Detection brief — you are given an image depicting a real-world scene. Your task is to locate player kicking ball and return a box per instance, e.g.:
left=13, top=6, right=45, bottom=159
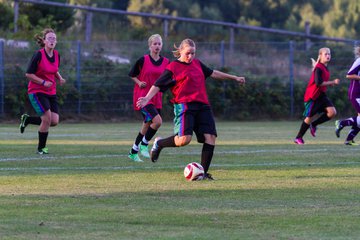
left=137, top=38, right=245, bottom=180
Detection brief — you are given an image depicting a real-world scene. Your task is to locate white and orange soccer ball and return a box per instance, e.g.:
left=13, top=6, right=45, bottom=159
left=184, top=162, right=205, bottom=181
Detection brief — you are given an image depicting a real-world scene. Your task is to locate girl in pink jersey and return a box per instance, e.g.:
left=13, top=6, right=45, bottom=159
left=137, top=39, right=245, bottom=180
left=294, top=47, right=339, bottom=145
left=335, top=46, right=360, bottom=145
left=128, top=34, right=169, bottom=162
left=19, top=28, right=66, bottom=154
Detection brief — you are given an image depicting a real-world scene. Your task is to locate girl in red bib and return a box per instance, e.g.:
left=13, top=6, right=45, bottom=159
left=20, top=28, right=66, bottom=154
left=294, top=47, right=340, bottom=144
left=137, top=39, right=245, bottom=180
left=128, top=34, right=169, bottom=162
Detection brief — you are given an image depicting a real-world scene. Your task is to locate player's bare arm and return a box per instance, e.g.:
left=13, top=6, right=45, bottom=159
left=56, top=72, right=66, bottom=85
left=25, top=73, right=53, bottom=88
left=319, top=78, right=340, bottom=87
left=211, top=70, right=245, bottom=84
left=131, top=77, right=147, bottom=88
left=137, top=85, right=160, bottom=108
left=346, top=74, right=360, bottom=81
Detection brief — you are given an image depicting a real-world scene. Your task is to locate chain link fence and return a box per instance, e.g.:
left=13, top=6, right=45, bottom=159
left=0, top=39, right=356, bottom=121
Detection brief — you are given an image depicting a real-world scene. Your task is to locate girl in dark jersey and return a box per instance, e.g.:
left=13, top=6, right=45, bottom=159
left=128, top=34, right=169, bottom=162
left=294, top=47, right=340, bottom=145
left=137, top=39, right=245, bottom=180
left=335, top=46, right=360, bottom=145
left=19, top=28, right=66, bottom=154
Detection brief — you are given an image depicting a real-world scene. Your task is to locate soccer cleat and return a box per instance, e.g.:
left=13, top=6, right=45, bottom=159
left=294, top=137, right=304, bottom=145
left=344, top=140, right=359, bottom=146
left=139, top=143, right=150, bottom=158
left=37, top=147, right=49, bottom=155
left=150, top=137, right=162, bottom=163
left=335, top=120, right=343, bottom=138
left=19, top=113, right=29, bottom=134
left=309, top=124, right=317, bottom=137
left=202, top=173, right=215, bottom=181
left=128, top=152, right=143, bottom=162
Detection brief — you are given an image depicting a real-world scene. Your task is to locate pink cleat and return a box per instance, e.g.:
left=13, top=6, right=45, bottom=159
left=294, top=137, right=305, bottom=145
left=309, top=124, right=317, bottom=137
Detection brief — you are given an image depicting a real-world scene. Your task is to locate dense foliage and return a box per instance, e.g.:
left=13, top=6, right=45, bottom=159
left=1, top=0, right=360, bottom=41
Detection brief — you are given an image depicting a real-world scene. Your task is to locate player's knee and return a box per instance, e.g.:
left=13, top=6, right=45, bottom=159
left=204, top=134, right=216, bottom=145
left=175, top=135, right=191, bottom=147
left=327, top=108, right=337, bottom=118
left=41, top=117, right=51, bottom=126
left=304, top=117, right=311, bottom=125
left=152, top=119, right=162, bottom=129
left=151, top=116, right=162, bottom=129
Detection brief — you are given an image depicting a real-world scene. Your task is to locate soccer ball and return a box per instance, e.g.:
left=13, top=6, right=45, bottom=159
left=184, top=162, right=204, bottom=181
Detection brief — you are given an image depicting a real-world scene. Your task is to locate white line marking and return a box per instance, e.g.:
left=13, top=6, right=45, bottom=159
left=0, top=147, right=359, bottom=172
left=1, top=148, right=360, bottom=162
left=0, top=161, right=359, bottom=172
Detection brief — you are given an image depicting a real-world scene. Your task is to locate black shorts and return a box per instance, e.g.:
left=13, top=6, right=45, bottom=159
left=173, top=102, right=217, bottom=143
left=28, top=93, right=58, bottom=116
left=303, top=93, right=334, bottom=117
left=140, top=104, right=161, bottom=123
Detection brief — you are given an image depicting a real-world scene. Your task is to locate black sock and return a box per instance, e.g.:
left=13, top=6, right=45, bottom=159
left=142, top=127, right=157, bottom=146
left=131, top=132, right=144, bottom=154
left=38, top=131, right=48, bottom=150
left=157, top=136, right=176, bottom=148
left=346, top=126, right=360, bottom=142
left=340, top=117, right=358, bottom=127
left=27, top=116, right=41, bottom=126
left=312, top=114, right=331, bottom=127
left=296, top=121, right=310, bottom=138
left=201, top=143, right=215, bottom=174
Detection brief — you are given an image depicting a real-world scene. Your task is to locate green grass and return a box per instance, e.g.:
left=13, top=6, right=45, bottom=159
left=0, top=121, right=359, bottom=240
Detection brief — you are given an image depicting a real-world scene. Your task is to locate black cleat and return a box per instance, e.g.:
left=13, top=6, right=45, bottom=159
left=335, top=120, right=343, bottom=138
left=19, top=114, right=29, bottom=134
left=203, top=173, right=215, bottom=181
left=150, top=137, right=162, bottom=162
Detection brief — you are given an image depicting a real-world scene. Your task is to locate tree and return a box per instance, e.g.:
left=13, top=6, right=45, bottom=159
left=127, top=0, right=176, bottom=28
left=322, top=0, right=360, bottom=38
left=19, top=0, right=75, bottom=32
left=0, top=2, right=13, bottom=31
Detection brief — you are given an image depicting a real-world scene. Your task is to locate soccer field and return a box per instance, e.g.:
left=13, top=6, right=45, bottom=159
left=0, top=121, right=359, bottom=239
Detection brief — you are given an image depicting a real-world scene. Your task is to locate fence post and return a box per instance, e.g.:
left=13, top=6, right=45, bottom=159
left=85, top=11, right=93, bottom=43
left=163, top=19, right=168, bottom=40
left=305, top=21, right=311, bottom=50
left=220, top=40, right=225, bottom=68
left=229, top=27, right=234, bottom=54
left=76, top=41, right=82, bottom=115
left=289, top=41, right=294, bottom=118
left=220, top=40, right=227, bottom=115
left=14, top=0, right=19, bottom=33
left=0, top=40, right=4, bottom=116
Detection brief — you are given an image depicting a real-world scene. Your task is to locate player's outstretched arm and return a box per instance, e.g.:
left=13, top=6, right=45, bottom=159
left=137, top=85, right=160, bottom=108
left=346, top=74, right=360, bottom=81
left=319, top=78, right=340, bottom=87
left=211, top=70, right=245, bottom=84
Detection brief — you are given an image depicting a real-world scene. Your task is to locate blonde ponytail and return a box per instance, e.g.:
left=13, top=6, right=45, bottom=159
left=312, top=47, right=330, bottom=71
left=172, top=38, right=196, bottom=58
left=311, top=57, right=320, bottom=71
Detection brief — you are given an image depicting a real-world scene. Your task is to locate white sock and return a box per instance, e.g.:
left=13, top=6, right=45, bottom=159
left=132, top=144, right=139, bottom=151
left=141, top=136, right=148, bottom=145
